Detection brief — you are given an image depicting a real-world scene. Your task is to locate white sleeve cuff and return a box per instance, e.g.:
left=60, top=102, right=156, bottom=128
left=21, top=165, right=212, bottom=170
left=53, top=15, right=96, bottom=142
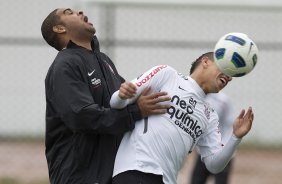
left=110, top=91, right=128, bottom=109
left=203, top=133, right=241, bottom=174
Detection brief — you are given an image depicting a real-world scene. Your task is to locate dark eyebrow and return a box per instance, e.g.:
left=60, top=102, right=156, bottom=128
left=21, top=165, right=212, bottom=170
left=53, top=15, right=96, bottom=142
left=63, top=8, right=72, bottom=14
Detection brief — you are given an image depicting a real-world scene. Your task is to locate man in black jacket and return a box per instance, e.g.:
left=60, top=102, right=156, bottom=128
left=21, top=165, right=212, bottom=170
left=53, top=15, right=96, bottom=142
left=41, top=8, right=170, bottom=184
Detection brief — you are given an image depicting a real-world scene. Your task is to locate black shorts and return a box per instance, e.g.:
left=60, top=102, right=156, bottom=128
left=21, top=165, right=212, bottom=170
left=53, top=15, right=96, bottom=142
left=112, top=170, right=164, bottom=184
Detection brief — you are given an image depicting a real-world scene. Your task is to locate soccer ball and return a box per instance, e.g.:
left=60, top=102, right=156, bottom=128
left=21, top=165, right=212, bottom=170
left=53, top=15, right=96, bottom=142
left=214, top=32, right=258, bottom=77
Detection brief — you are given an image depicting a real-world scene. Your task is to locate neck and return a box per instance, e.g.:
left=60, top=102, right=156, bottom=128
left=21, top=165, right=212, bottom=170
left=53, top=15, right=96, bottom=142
left=190, top=72, right=208, bottom=94
left=63, top=33, right=93, bottom=50
left=71, top=38, right=92, bottom=50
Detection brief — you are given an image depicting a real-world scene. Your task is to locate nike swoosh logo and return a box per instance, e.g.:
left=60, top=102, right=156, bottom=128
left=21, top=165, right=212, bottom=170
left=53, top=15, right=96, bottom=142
left=88, top=69, right=96, bottom=76
left=178, top=86, right=187, bottom=91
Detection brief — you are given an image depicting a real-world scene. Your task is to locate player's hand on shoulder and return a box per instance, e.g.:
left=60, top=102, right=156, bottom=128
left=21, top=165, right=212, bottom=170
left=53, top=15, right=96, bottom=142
left=119, top=81, right=137, bottom=100
left=137, top=87, right=171, bottom=117
left=233, top=107, right=254, bottom=138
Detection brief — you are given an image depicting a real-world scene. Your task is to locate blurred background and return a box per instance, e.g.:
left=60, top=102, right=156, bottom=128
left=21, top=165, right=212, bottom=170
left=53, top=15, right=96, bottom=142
left=0, top=0, right=281, bottom=183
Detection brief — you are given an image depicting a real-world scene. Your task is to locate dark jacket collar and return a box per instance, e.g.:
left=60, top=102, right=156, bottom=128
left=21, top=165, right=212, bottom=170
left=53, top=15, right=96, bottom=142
left=66, top=35, right=100, bottom=52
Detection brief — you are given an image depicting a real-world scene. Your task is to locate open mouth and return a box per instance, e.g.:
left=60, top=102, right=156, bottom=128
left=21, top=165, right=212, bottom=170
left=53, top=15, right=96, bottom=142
left=84, top=16, right=88, bottom=23
left=84, top=16, right=93, bottom=26
left=83, top=16, right=93, bottom=26
left=218, top=72, right=232, bottom=87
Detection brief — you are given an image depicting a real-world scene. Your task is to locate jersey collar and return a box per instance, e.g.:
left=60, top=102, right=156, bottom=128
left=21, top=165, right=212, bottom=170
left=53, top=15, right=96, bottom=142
left=187, top=76, right=206, bottom=98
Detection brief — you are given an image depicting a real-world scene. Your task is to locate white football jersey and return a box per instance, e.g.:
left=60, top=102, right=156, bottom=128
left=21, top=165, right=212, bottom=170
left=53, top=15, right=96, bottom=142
left=111, top=65, right=223, bottom=184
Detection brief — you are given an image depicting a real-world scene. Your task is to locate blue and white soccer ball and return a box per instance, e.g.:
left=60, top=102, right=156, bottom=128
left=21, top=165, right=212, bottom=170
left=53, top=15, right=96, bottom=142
left=214, top=32, right=258, bottom=77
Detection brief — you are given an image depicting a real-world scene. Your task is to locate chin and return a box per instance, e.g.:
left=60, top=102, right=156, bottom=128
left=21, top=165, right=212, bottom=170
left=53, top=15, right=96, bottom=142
left=86, top=25, right=95, bottom=34
left=89, top=28, right=96, bottom=35
left=86, top=29, right=95, bottom=37
left=214, top=86, right=221, bottom=93
left=92, top=27, right=96, bottom=34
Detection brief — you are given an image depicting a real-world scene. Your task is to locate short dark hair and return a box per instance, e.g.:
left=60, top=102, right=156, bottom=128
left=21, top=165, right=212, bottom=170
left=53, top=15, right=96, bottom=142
left=189, top=52, right=214, bottom=75
left=41, top=9, right=63, bottom=51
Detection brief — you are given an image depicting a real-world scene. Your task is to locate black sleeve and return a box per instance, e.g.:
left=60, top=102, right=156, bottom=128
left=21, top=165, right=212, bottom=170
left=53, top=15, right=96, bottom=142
left=52, top=54, right=137, bottom=135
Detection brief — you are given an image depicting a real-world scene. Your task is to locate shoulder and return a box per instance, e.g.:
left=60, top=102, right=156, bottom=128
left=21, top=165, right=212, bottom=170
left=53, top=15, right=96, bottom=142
left=137, top=65, right=176, bottom=78
left=145, top=65, right=177, bottom=80
left=54, top=49, right=83, bottom=68
left=134, top=65, right=177, bottom=87
left=56, top=49, right=82, bottom=62
left=47, top=49, right=86, bottom=77
left=150, top=65, right=177, bottom=74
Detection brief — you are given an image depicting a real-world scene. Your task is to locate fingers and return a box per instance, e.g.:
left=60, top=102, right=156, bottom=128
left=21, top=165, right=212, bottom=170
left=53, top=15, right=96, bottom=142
left=151, top=95, right=171, bottom=104
left=141, top=91, right=170, bottom=104
left=120, top=88, right=135, bottom=98
left=119, top=82, right=137, bottom=99
left=238, top=107, right=253, bottom=120
left=139, top=88, right=170, bottom=103
left=234, top=107, right=254, bottom=138
left=243, top=107, right=253, bottom=123
left=246, top=107, right=254, bottom=120
left=120, top=82, right=137, bottom=94
left=245, top=107, right=254, bottom=129
left=149, top=109, right=168, bottom=114
left=137, top=89, right=171, bottom=117
left=251, top=112, right=254, bottom=122
left=237, top=109, right=245, bottom=119
left=147, top=91, right=168, bottom=99
left=152, top=103, right=171, bottom=110
left=140, top=87, right=151, bottom=96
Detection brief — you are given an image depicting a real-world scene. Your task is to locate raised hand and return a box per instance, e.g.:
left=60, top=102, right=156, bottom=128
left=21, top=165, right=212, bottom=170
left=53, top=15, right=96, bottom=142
left=137, top=87, right=171, bottom=117
left=118, top=81, right=137, bottom=100
left=233, top=107, right=254, bottom=138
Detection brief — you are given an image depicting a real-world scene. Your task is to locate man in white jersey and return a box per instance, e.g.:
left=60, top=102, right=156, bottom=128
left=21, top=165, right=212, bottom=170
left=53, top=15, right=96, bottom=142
left=110, top=52, right=254, bottom=184
left=191, top=92, right=236, bottom=184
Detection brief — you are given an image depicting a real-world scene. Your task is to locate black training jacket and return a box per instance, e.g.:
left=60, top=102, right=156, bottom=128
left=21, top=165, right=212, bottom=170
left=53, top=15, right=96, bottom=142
left=45, top=36, right=142, bottom=184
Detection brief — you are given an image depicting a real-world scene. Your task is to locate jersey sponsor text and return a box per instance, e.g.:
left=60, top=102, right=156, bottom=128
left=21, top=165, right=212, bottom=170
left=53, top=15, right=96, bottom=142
left=135, top=65, right=167, bottom=87
left=167, top=95, right=203, bottom=143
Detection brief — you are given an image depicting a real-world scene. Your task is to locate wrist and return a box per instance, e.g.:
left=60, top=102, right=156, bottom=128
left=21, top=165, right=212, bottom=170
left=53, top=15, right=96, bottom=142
left=232, top=133, right=242, bottom=140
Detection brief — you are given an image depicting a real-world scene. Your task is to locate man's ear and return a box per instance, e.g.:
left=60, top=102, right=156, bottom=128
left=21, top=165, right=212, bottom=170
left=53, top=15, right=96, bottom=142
left=53, top=25, right=66, bottom=34
left=201, top=56, right=209, bottom=68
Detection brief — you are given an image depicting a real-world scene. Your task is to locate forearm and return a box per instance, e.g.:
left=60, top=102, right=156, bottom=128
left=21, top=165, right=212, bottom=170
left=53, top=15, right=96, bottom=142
left=62, top=103, right=141, bottom=134
left=110, top=65, right=170, bottom=109
left=203, top=134, right=241, bottom=174
left=110, top=91, right=133, bottom=109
